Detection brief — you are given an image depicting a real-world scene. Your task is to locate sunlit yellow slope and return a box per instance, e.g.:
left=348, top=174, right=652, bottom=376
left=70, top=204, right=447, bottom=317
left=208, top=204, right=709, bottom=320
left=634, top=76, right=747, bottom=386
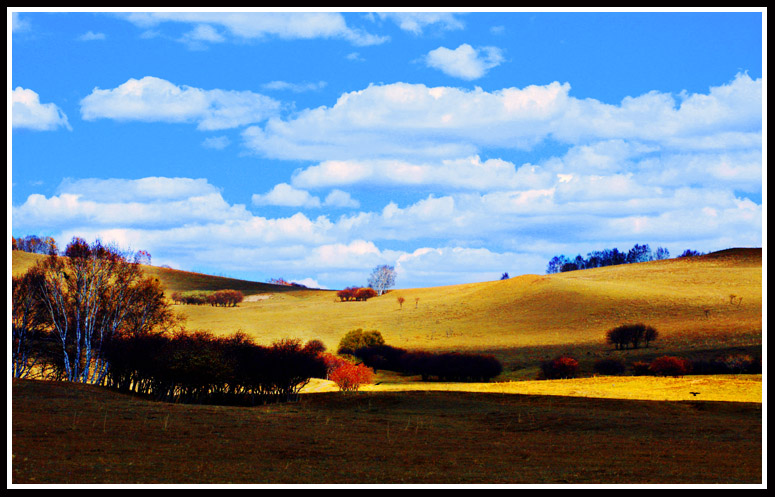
left=12, top=248, right=762, bottom=355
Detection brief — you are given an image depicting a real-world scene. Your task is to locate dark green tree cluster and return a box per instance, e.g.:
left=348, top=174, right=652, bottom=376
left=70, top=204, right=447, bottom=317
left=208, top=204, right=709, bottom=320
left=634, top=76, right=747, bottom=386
left=546, top=243, right=677, bottom=274
left=606, top=323, right=658, bottom=350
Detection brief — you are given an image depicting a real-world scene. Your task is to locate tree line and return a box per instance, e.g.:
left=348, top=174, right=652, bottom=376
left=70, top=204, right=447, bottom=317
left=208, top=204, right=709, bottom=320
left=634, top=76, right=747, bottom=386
left=545, top=243, right=706, bottom=274
left=12, top=235, right=59, bottom=255
left=103, top=332, right=326, bottom=405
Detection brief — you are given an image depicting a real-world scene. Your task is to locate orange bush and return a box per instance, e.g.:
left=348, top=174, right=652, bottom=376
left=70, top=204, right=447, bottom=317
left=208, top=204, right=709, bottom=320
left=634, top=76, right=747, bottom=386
left=328, top=361, right=374, bottom=392
left=648, top=356, right=692, bottom=377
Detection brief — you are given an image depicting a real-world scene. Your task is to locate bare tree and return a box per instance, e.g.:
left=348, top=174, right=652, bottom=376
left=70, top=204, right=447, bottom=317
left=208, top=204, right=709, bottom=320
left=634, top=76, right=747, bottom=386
left=31, top=238, right=174, bottom=384
left=367, top=264, right=396, bottom=296
left=12, top=270, right=48, bottom=378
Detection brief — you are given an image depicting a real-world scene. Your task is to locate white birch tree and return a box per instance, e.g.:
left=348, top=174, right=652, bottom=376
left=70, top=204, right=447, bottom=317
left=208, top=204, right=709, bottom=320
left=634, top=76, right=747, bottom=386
left=367, top=264, right=396, bottom=296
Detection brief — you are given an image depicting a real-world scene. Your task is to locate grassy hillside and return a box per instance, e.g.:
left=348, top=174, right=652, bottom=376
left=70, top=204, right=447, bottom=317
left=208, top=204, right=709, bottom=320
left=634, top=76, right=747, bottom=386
left=12, top=248, right=762, bottom=371
left=11, top=250, right=306, bottom=295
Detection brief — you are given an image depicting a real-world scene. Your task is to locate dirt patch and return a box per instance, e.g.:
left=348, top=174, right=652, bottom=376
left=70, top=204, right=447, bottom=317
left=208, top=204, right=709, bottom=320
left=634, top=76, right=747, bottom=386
left=243, top=294, right=273, bottom=302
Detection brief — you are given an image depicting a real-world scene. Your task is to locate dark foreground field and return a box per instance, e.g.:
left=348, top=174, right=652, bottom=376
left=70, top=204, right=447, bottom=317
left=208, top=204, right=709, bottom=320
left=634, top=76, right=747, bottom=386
left=12, top=379, right=762, bottom=485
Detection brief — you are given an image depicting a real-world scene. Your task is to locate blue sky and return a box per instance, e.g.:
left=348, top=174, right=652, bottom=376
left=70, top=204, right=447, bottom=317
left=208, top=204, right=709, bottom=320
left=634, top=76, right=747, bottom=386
left=10, top=8, right=764, bottom=289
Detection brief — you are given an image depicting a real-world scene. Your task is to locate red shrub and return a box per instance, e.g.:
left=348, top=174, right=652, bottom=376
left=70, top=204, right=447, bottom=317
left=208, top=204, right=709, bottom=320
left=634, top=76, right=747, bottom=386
left=354, top=287, right=377, bottom=301
left=649, top=356, right=692, bottom=377
left=328, top=361, right=374, bottom=392
left=540, top=356, right=579, bottom=379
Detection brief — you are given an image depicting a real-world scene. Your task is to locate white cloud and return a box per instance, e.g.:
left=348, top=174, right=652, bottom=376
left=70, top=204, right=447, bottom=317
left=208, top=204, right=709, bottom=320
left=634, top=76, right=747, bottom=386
left=12, top=87, right=71, bottom=131
left=242, top=74, right=761, bottom=163
left=252, top=183, right=322, bottom=208
left=425, top=44, right=505, bottom=80
left=324, top=190, right=360, bottom=209
left=56, top=177, right=220, bottom=202
left=12, top=13, right=31, bottom=33
left=120, top=12, right=388, bottom=46
left=13, top=171, right=763, bottom=289
left=78, top=31, right=106, bottom=41
left=80, top=76, right=280, bottom=130
left=178, top=24, right=225, bottom=49
left=243, top=81, right=570, bottom=161
left=376, top=12, right=464, bottom=34
left=292, top=156, right=553, bottom=192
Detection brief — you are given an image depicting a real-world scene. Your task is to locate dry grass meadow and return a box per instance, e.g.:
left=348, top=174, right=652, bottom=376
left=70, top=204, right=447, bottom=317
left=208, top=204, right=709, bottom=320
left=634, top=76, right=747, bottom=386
left=11, top=248, right=764, bottom=484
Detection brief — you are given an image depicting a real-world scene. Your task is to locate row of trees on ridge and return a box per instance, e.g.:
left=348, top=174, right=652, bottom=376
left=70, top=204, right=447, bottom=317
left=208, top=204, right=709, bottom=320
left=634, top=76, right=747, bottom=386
left=545, top=243, right=706, bottom=274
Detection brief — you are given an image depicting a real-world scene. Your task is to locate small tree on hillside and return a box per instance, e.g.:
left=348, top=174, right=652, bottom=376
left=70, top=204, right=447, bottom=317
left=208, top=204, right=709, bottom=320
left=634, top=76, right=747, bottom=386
left=367, top=264, right=396, bottom=296
left=337, top=328, right=385, bottom=355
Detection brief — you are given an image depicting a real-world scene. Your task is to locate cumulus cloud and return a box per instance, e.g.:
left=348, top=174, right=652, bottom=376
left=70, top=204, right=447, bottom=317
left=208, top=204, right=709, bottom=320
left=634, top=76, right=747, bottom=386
left=120, top=12, right=388, bottom=46
left=291, top=156, right=553, bottom=191
left=14, top=177, right=251, bottom=230
left=242, top=73, right=761, bottom=162
left=12, top=87, right=71, bottom=131
left=243, top=81, right=571, bottom=161
left=251, top=184, right=360, bottom=209
left=324, top=190, right=360, bottom=209
left=252, top=183, right=322, bottom=208
left=80, top=76, right=280, bottom=130
left=425, top=44, right=505, bottom=80
left=12, top=168, right=763, bottom=289
left=375, top=12, right=464, bottom=34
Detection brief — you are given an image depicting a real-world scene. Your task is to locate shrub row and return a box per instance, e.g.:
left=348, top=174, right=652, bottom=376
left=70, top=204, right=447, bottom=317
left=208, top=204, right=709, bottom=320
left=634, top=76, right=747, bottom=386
left=353, top=344, right=503, bottom=382
left=171, top=289, right=244, bottom=307
left=103, top=331, right=326, bottom=405
left=543, top=353, right=762, bottom=380
left=336, top=287, right=378, bottom=302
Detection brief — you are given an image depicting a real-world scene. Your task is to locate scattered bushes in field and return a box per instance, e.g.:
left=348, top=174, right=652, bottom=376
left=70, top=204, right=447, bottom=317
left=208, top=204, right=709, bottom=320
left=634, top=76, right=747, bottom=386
left=540, top=356, right=580, bottom=380
left=689, top=354, right=761, bottom=375
left=336, top=286, right=378, bottom=302
left=648, top=356, right=692, bottom=377
left=337, top=328, right=386, bottom=355
left=593, top=358, right=627, bottom=376
left=606, top=323, right=658, bottom=350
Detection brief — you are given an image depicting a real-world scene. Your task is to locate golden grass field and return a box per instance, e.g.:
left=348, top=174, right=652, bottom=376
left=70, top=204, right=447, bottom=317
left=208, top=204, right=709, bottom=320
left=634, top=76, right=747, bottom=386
left=12, top=248, right=762, bottom=369
left=13, top=248, right=761, bottom=356
left=301, top=374, right=762, bottom=403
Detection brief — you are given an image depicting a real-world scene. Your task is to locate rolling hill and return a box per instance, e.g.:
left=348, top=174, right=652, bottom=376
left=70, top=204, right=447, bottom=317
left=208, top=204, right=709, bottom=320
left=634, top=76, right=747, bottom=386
left=12, top=248, right=763, bottom=370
